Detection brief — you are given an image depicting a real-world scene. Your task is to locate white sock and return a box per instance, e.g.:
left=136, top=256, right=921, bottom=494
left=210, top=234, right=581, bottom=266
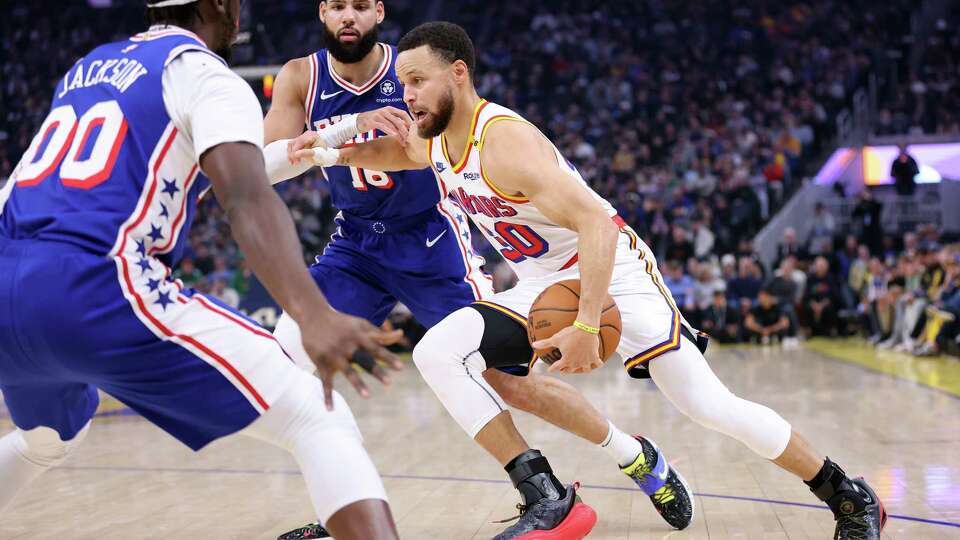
left=0, top=431, right=49, bottom=512
left=599, top=420, right=644, bottom=468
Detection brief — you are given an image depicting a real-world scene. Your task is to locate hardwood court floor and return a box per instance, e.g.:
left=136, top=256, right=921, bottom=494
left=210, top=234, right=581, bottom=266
left=2, top=342, right=959, bottom=539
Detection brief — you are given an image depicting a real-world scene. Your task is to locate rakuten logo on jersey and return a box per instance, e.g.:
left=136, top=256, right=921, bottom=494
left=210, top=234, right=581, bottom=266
left=451, top=187, right=518, bottom=218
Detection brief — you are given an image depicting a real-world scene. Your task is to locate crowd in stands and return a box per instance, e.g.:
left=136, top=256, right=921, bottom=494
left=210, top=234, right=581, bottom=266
left=874, top=5, right=960, bottom=136
left=3, top=1, right=959, bottom=357
left=664, top=196, right=960, bottom=356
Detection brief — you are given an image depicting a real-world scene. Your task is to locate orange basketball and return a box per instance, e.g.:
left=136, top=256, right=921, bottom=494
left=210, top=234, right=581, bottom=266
left=526, top=279, right=621, bottom=365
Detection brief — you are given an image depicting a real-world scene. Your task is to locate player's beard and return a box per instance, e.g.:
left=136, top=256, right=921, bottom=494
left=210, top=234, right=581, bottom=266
left=418, top=87, right=455, bottom=139
left=324, top=24, right=379, bottom=64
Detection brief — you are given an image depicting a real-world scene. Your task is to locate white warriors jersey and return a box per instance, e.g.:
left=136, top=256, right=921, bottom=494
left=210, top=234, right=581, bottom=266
left=428, top=100, right=620, bottom=280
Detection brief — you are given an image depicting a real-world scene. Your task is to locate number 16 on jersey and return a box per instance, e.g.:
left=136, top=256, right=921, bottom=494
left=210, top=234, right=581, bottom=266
left=347, top=130, right=393, bottom=192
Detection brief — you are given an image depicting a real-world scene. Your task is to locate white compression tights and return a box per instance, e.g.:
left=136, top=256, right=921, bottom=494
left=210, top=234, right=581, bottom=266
left=415, top=307, right=792, bottom=461
left=0, top=374, right=386, bottom=524
left=413, top=307, right=507, bottom=438
left=649, top=336, right=792, bottom=460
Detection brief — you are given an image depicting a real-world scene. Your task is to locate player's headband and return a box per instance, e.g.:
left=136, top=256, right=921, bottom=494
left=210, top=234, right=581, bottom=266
left=146, top=0, right=199, bottom=7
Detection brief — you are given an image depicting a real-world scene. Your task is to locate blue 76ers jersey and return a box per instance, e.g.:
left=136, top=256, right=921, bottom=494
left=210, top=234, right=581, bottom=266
left=305, top=43, right=440, bottom=220
left=0, top=29, right=216, bottom=269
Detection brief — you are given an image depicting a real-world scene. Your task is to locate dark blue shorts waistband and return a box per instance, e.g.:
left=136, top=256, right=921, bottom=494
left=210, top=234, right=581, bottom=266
left=338, top=207, right=439, bottom=235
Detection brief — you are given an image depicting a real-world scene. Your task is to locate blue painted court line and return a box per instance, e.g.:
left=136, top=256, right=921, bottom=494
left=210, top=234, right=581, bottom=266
left=54, top=465, right=960, bottom=530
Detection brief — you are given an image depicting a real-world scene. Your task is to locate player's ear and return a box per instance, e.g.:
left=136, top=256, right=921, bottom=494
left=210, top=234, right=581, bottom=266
left=451, top=60, right=470, bottom=85
left=318, top=1, right=326, bottom=24
left=376, top=1, right=385, bottom=24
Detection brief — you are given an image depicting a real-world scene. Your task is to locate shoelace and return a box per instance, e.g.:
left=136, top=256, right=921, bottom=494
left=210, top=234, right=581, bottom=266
left=492, top=503, right=528, bottom=524
left=836, top=513, right=871, bottom=539
left=651, top=484, right=677, bottom=505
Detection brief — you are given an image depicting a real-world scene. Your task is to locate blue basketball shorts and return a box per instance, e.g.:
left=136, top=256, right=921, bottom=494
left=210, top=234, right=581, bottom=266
left=310, top=199, right=493, bottom=328
left=0, top=238, right=301, bottom=450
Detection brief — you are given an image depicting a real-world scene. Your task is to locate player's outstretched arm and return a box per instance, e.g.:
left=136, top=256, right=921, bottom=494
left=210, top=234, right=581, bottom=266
left=203, top=143, right=402, bottom=407
left=482, top=121, right=620, bottom=375
left=263, top=58, right=415, bottom=184
left=264, top=58, right=311, bottom=145
left=290, top=127, right=429, bottom=172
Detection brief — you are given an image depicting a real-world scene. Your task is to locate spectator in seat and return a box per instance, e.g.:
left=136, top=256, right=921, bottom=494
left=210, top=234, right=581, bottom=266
left=663, top=260, right=697, bottom=320
left=209, top=278, right=241, bottom=309
left=699, top=288, right=742, bottom=343
left=807, top=202, right=836, bottom=256
left=692, top=262, right=725, bottom=314
left=728, top=257, right=764, bottom=306
left=804, top=256, right=840, bottom=336
left=745, top=288, right=792, bottom=344
left=776, top=227, right=807, bottom=267
left=664, top=224, right=695, bottom=264
left=173, top=257, right=204, bottom=288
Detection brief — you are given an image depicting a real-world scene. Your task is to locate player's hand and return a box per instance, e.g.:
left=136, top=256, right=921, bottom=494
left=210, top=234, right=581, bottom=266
left=533, top=326, right=603, bottom=375
left=287, top=131, right=322, bottom=164
left=357, top=107, right=411, bottom=140
left=299, top=311, right=404, bottom=409
left=287, top=132, right=341, bottom=167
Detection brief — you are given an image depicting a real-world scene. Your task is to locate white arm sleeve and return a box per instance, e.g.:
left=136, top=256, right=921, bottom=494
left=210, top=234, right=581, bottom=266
left=162, top=51, right=264, bottom=163
left=264, top=139, right=313, bottom=185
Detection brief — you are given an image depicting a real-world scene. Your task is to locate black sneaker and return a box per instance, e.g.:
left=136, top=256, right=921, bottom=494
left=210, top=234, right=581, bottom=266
left=830, top=478, right=887, bottom=540
left=621, top=436, right=694, bottom=530
left=492, top=483, right=597, bottom=540
left=277, top=522, right=329, bottom=540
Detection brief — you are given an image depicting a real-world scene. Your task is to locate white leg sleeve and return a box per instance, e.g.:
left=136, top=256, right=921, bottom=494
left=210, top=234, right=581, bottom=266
left=0, top=423, right=90, bottom=512
left=413, top=307, right=507, bottom=438
left=239, top=372, right=386, bottom=524
left=273, top=311, right=316, bottom=374
left=650, top=338, right=792, bottom=460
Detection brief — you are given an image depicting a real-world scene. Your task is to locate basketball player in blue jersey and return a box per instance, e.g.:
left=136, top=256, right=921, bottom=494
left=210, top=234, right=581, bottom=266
left=0, top=1, right=403, bottom=538
left=264, top=2, right=696, bottom=539
left=295, top=21, right=887, bottom=540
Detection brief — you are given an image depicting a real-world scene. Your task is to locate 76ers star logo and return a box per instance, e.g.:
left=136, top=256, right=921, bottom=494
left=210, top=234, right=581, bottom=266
left=380, top=80, right=396, bottom=96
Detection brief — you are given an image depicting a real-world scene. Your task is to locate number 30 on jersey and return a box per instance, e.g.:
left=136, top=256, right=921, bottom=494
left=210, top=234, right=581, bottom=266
left=493, top=221, right=549, bottom=262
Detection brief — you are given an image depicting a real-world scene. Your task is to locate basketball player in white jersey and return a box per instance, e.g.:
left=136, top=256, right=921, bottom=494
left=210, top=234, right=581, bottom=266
left=292, top=21, right=888, bottom=540
left=266, top=3, right=694, bottom=538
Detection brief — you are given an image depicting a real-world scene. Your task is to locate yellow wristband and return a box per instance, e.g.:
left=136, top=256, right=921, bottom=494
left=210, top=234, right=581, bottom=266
left=573, top=320, right=600, bottom=335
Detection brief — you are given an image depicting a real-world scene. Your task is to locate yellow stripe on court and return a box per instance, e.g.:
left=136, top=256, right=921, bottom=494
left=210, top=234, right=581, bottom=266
left=804, top=337, right=960, bottom=398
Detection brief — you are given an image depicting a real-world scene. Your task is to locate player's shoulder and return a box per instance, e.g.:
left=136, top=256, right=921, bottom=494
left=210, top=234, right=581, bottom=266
left=478, top=108, right=541, bottom=155
left=168, top=49, right=235, bottom=82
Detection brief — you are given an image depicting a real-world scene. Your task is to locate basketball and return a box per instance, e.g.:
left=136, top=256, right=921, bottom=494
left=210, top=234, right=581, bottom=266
left=526, top=280, right=621, bottom=365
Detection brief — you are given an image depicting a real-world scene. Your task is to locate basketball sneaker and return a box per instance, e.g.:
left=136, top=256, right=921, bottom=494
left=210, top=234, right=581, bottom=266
left=276, top=522, right=329, bottom=540
left=621, top=436, right=694, bottom=530
left=830, top=478, right=887, bottom=540
left=493, top=483, right=597, bottom=540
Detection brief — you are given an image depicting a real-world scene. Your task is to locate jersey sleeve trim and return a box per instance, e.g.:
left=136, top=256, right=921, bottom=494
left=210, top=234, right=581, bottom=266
left=441, top=99, right=488, bottom=174
left=304, top=53, right=320, bottom=129
left=478, top=158, right=530, bottom=204
left=477, top=115, right=529, bottom=151
left=475, top=114, right=533, bottom=204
